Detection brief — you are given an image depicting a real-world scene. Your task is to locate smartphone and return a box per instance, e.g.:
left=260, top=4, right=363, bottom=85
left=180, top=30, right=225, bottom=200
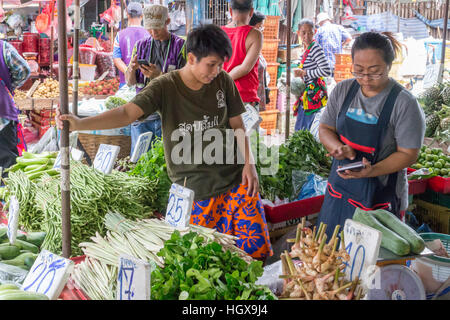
left=336, top=161, right=366, bottom=173
left=137, top=59, right=150, bottom=66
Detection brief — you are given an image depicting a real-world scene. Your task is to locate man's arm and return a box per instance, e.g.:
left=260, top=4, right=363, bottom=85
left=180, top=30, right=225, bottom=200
left=125, top=46, right=139, bottom=86
left=114, top=58, right=128, bottom=75
left=228, top=28, right=263, bottom=81
left=4, top=42, right=31, bottom=90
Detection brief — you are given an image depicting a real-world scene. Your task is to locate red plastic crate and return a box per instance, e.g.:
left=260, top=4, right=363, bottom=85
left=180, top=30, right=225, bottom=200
left=407, top=168, right=429, bottom=195
left=263, top=195, right=325, bottom=224
left=428, top=176, right=450, bottom=194
left=58, top=255, right=89, bottom=300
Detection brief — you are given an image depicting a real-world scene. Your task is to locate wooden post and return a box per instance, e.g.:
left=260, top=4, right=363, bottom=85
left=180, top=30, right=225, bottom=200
left=397, top=0, right=401, bottom=33
left=285, top=0, right=291, bottom=140
left=73, top=0, right=80, bottom=116
left=57, top=0, right=71, bottom=258
left=120, top=0, right=125, bottom=30
left=437, top=0, right=449, bottom=83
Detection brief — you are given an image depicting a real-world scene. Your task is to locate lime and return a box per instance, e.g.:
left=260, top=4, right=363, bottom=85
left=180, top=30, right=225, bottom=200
left=426, top=154, right=435, bottom=161
left=440, top=155, right=448, bottom=162
left=446, top=162, right=450, bottom=168
left=438, top=159, right=446, bottom=166
left=432, top=155, right=440, bottom=161
left=421, top=146, right=426, bottom=152
left=425, top=148, right=432, bottom=154
left=434, top=162, right=443, bottom=169
left=425, top=161, right=434, bottom=168
left=440, top=168, right=449, bottom=176
left=432, top=148, right=442, bottom=155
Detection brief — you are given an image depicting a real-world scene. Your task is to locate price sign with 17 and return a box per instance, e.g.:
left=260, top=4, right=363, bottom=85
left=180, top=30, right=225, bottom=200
left=165, top=183, right=195, bottom=229
left=117, top=254, right=151, bottom=300
left=22, top=250, right=74, bottom=300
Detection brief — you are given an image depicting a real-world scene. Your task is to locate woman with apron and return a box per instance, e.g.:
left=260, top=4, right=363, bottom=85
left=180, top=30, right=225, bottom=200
left=317, top=32, right=425, bottom=240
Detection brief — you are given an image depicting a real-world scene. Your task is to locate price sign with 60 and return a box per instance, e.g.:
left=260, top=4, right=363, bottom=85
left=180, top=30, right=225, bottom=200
left=93, top=144, right=120, bottom=174
left=165, top=183, right=195, bottom=229
left=7, top=196, right=19, bottom=244
left=130, top=132, right=153, bottom=163
left=22, top=250, right=74, bottom=300
left=343, top=219, right=381, bottom=282
left=117, top=254, right=151, bottom=300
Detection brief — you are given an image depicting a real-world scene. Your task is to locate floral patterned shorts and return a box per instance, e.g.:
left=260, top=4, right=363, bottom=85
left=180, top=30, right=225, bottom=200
left=190, top=183, right=273, bottom=259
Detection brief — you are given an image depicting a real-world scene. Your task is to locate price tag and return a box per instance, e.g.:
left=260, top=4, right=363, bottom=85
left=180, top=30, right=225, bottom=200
left=165, top=183, right=195, bottom=229
left=26, top=80, right=40, bottom=98
left=130, top=132, right=153, bottom=163
left=53, top=148, right=84, bottom=169
left=92, top=144, right=120, bottom=174
left=97, top=71, right=109, bottom=81
left=7, top=196, right=19, bottom=244
left=343, top=219, right=381, bottom=283
left=22, top=250, right=74, bottom=300
left=53, top=151, right=62, bottom=169
left=242, top=104, right=262, bottom=136
left=117, top=254, right=151, bottom=300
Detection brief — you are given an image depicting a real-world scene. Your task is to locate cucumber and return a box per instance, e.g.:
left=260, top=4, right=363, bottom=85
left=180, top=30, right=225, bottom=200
left=0, top=284, right=20, bottom=291
left=353, top=208, right=411, bottom=256
left=372, top=209, right=426, bottom=254
left=14, top=240, right=39, bottom=254
left=24, top=232, right=46, bottom=248
left=0, top=245, right=21, bottom=260
left=24, top=256, right=36, bottom=269
left=16, top=233, right=27, bottom=241
left=0, top=228, right=7, bottom=241
left=0, top=290, right=49, bottom=300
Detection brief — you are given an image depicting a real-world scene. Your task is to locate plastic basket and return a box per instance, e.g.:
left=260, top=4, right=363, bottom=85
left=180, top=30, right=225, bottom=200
left=413, top=199, right=450, bottom=234
left=262, top=39, right=280, bottom=63
left=418, top=189, right=450, bottom=208
left=428, top=176, right=450, bottom=194
left=334, top=70, right=353, bottom=82
left=260, top=110, right=279, bottom=135
left=265, top=86, right=278, bottom=111
left=58, top=255, right=89, bottom=300
left=264, top=195, right=325, bottom=224
left=262, top=15, right=280, bottom=39
left=334, top=64, right=352, bottom=74
left=266, top=62, right=279, bottom=87
left=407, top=168, right=429, bottom=195
left=420, top=233, right=450, bottom=264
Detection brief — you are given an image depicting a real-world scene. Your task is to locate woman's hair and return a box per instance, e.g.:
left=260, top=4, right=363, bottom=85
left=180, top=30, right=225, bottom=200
left=249, top=11, right=266, bottom=26
left=186, top=24, right=233, bottom=62
left=298, top=18, right=315, bottom=31
left=351, top=31, right=402, bottom=66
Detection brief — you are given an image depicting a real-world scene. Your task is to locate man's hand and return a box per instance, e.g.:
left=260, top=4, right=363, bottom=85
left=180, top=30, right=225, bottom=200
left=327, top=144, right=356, bottom=161
left=139, top=63, right=162, bottom=79
left=337, top=157, right=373, bottom=179
left=55, top=108, right=81, bottom=131
left=128, top=55, right=139, bottom=72
left=294, top=68, right=306, bottom=78
left=242, top=163, right=260, bottom=197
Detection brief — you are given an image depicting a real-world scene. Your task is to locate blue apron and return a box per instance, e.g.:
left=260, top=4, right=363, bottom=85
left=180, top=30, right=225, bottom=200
left=317, top=80, right=403, bottom=240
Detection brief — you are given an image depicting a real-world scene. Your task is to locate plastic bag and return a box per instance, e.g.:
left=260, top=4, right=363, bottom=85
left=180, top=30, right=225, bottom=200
left=0, top=262, right=28, bottom=286
left=30, top=126, right=58, bottom=154
left=255, top=260, right=284, bottom=296
left=96, top=51, right=116, bottom=79
left=297, top=173, right=328, bottom=201
left=291, top=170, right=312, bottom=200
left=114, top=84, right=137, bottom=102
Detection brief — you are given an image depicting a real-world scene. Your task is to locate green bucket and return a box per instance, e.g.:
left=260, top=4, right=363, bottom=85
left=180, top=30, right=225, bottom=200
left=420, top=232, right=450, bottom=264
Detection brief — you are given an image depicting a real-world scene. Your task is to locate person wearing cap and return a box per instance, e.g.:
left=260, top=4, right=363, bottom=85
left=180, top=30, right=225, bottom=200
left=222, top=0, right=262, bottom=109
left=113, top=2, right=149, bottom=88
left=315, top=12, right=352, bottom=74
left=125, top=4, right=186, bottom=156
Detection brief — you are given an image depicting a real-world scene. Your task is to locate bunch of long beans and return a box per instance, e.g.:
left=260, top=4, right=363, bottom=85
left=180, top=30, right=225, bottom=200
left=72, top=212, right=253, bottom=300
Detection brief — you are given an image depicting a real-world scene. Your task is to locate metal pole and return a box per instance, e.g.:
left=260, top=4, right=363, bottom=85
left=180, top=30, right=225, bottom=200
left=73, top=0, right=80, bottom=116
left=437, top=0, right=449, bottom=83
left=57, top=0, right=71, bottom=258
left=285, top=0, right=291, bottom=140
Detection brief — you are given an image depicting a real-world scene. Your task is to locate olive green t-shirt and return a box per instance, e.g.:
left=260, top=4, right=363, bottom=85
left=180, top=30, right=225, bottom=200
left=131, top=70, right=246, bottom=201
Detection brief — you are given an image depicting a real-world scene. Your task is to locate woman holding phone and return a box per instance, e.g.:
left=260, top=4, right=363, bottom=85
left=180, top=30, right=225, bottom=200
left=317, top=32, right=425, bottom=239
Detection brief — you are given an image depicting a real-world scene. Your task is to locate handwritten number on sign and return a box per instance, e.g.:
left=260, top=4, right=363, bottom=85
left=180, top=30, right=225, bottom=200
left=344, top=242, right=366, bottom=281
left=167, top=194, right=184, bottom=224
left=119, top=267, right=135, bottom=300
left=23, top=258, right=66, bottom=294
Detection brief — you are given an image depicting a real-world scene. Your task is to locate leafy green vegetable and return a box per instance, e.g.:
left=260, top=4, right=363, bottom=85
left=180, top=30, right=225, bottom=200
left=255, top=130, right=331, bottom=202
left=105, top=96, right=127, bottom=110
left=151, top=231, right=276, bottom=300
left=128, top=138, right=172, bottom=214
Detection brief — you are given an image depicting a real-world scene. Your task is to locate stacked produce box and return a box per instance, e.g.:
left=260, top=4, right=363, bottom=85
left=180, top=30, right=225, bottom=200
left=334, top=54, right=353, bottom=83
left=260, top=15, right=281, bottom=134
left=30, top=109, right=55, bottom=138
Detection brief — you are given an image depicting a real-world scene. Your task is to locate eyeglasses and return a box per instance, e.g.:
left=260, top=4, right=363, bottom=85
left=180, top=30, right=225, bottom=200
left=351, top=72, right=386, bottom=80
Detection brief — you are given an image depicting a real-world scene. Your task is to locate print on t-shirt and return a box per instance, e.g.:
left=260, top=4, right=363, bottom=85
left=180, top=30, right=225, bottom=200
left=216, top=90, right=227, bottom=109
left=346, top=107, right=378, bottom=125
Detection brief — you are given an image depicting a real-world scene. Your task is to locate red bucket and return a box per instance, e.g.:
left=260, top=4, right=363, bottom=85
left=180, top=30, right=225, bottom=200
left=22, top=32, right=39, bottom=53
left=39, top=37, right=51, bottom=66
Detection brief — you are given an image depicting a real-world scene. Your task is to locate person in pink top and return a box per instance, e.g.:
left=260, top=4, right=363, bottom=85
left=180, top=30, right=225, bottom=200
left=222, top=0, right=263, bottom=109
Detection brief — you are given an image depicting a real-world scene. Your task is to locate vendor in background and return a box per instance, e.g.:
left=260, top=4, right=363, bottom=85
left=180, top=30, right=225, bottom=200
left=293, top=18, right=331, bottom=131
left=249, top=11, right=270, bottom=111
left=0, top=40, right=30, bottom=176
left=57, top=24, right=273, bottom=261
left=222, top=0, right=262, bottom=110
left=113, top=2, right=149, bottom=88
left=317, top=32, right=425, bottom=240
left=314, top=12, right=352, bottom=75
left=125, top=4, right=186, bottom=155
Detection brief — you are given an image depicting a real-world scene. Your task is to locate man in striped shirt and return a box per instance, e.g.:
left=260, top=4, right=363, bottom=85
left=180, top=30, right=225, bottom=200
left=314, top=12, right=352, bottom=74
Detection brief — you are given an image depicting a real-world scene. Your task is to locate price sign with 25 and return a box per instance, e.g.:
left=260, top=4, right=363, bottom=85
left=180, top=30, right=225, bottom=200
left=165, top=183, right=195, bottom=229
left=22, top=250, right=74, bottom=300
left=117, top=254, right=151, bottom=300
left=93, top=144, right=120, bottom=174
left=343, top=219, right=381, bottom=282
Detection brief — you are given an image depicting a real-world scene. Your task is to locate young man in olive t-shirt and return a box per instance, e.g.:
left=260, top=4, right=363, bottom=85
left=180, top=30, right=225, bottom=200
left=56, top=24, right=273, bottom=260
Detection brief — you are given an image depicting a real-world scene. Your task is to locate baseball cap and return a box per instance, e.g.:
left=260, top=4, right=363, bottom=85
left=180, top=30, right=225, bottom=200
left=127, top=2, right=143, bottom=17
left=316, top=12, right=330, bottom=24
left=143, top=5, right=169, bottom=29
